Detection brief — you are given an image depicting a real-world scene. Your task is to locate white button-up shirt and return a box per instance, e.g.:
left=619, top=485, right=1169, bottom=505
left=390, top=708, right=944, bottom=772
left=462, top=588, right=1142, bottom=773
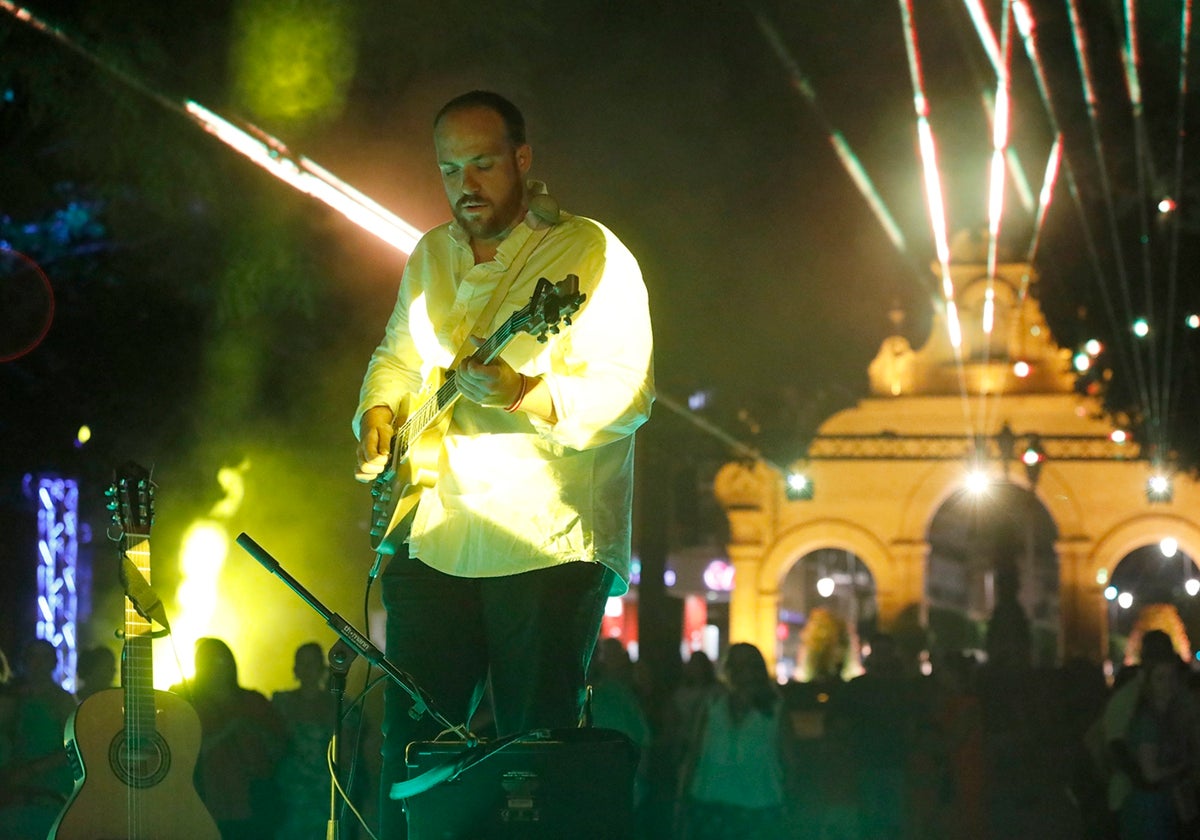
left=355, top=208, right=654, bottom=595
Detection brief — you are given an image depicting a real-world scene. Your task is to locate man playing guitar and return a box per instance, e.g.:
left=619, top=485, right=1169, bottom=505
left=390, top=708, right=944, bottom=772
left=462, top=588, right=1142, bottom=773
left=354, top=90, right=654, bottom=838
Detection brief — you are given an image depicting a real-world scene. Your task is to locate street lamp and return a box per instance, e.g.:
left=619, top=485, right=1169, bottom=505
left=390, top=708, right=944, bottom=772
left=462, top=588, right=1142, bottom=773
left=816, top=576, right=835, bottom=598
left=1022, top=434, right=1046, bottom=488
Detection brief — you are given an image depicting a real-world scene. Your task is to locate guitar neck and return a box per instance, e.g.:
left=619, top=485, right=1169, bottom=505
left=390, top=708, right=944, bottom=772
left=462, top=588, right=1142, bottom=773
left=394, top=320, right=522, bottom=451
left=124, top=538, right=157, bottom=738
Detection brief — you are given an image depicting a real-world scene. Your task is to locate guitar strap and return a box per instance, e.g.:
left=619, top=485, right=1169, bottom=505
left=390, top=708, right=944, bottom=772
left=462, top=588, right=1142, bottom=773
left=450, top=205, right=558, bottom=368
left=121, top=552, right=171, bottom=631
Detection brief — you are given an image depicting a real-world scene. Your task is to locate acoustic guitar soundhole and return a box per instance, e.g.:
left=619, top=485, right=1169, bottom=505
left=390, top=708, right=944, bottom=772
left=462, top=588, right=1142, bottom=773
left=108, top=730, right=171, bottom=788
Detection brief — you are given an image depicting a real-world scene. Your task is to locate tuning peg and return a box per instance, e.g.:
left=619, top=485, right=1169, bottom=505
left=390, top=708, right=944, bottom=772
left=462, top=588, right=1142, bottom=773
left=563, top=316, right=573, bottom=326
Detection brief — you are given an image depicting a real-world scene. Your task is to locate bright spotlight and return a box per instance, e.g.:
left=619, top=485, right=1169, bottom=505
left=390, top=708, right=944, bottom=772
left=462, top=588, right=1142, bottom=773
left=1110, top=430, right=1127, bottom=444
left=1158, top=197, right=1177, bottom=214
left=1160, top=537, right=1179, bottom=558
left=1186, top=579, right=1200, bottom=597
left=1147, top=474, right=1173, bottom=503
left=1012, top=360, right=1031, bottom=378
left=1096, top=568, right=1108, bottom=585
left=1103, top=585, right=1118, bottom=601
left=1072, top=353, right=1090, bottom=372
left=1133, top=318, right=1150, bottom=338
left=964, top=470, right=990, bottom=495
left=1187, top=314, right=1200, bottom=329
left=1085, top=339, right=1102, bottom=356
left=1117, top=591, right=1133, bottom=609
left=816, top=576, right=836, bottom=598
left=786, top=471, right=814, bottom=501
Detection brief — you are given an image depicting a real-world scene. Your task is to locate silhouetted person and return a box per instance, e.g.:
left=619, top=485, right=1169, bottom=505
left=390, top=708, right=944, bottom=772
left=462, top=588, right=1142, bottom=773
left=1102, top=630, right=1198, bottom=839
left=172, top=637, right=286, bottom=840
left=667, top=650, right=718, bottom=762
left=589, top=638, right=651, bottom=808
left=271, top=641, right=372, bottom=839
left=930, top=651, right=986, bottom=840
left=73, top=645, right=116, bottom=702
left=827, top=633, right=923, bottom=839
left=676, top=643, right=797, bottom=840
left=271, top=642, right=334, bottom=839
left=649, top=651, right=718, bottom=839
left=0, top=639, right=76, bottom=839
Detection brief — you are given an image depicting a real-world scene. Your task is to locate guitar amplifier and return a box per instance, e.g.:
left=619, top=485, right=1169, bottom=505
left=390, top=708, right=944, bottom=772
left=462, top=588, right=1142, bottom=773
left=403, top=727, right=637, bottom=840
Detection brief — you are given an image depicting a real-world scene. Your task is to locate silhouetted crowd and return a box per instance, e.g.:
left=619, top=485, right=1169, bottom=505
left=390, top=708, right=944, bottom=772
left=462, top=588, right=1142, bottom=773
left=613, top=630, right=1200, bottom=840
left=0, top=638, right=376, bottom=840
left=2, top=630, right=1198, bottom=839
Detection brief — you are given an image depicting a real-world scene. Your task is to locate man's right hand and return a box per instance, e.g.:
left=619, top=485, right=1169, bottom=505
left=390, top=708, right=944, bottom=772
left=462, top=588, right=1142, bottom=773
left=355, top=405, right=395, bottom=483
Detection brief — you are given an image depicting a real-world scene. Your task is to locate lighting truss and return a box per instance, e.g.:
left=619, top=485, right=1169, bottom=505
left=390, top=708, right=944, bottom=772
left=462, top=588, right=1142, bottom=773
left=29, top=474, right=79, bottom=691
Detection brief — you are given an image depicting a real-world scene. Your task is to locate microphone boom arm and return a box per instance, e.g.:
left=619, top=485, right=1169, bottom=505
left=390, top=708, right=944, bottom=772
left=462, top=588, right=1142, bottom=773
left=235, top=532, right=461, bottom=735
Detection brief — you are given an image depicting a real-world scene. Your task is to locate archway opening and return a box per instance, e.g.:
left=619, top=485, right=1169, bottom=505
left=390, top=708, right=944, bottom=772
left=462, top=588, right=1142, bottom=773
left=776, top=548, right=877, bottom=682
left=927, top=482, right=1059, bottom=667
left=1105, top=543, right=1199, bottom=668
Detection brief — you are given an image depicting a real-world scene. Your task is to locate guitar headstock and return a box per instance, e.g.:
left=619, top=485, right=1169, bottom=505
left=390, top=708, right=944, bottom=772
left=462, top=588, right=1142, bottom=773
left=106, top=462, right=155, bottom=540
left=517, top=275, right=586, bottom=343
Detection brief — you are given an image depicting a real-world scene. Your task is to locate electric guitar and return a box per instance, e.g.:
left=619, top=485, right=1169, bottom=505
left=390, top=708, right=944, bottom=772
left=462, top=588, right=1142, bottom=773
left=49, top=463, right=219, bottom=840
left=369, top=274, right=585, bottom=553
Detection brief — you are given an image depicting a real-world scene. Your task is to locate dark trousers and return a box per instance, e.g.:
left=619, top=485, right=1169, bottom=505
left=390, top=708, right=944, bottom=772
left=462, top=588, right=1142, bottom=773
left=377, top=547, right=614, bottom=839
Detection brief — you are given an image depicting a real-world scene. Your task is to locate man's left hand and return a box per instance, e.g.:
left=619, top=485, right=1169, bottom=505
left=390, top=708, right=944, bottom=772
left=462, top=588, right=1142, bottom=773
left=456, top=337, right=522, bottom=408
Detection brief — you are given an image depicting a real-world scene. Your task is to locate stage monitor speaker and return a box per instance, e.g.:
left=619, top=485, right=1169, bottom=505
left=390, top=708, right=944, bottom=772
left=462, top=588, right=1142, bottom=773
left=404, top=727, right=637, bottom=839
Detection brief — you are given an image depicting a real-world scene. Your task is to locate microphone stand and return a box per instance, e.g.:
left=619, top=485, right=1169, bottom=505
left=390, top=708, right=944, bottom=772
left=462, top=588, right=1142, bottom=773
left=234, top=535, right=468, bottom=835
left=235, top=531, right=462, bottom=731
left=326, top=639, right=355, bottom=840
left=238, top=533, right=504, bottom=821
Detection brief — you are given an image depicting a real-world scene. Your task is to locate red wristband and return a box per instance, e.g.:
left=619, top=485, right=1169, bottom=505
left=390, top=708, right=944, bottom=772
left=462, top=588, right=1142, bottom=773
left=504, top=374, right=528, bottom=412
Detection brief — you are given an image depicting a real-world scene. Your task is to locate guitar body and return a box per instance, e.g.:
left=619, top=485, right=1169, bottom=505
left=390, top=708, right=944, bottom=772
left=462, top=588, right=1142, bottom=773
left=370, top=376, right=455, bottom=555
left=50, top=687, right=219, bottom=840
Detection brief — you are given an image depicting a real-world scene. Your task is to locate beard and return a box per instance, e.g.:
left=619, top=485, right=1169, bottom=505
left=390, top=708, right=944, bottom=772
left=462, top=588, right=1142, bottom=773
left=453, top=179, right=525, bottom=241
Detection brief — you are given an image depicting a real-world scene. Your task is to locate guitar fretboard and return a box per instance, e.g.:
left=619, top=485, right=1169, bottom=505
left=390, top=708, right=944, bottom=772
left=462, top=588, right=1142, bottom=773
left=123, top=538, right=157, bottom=743
left=393, top=316, right=526, bottom=459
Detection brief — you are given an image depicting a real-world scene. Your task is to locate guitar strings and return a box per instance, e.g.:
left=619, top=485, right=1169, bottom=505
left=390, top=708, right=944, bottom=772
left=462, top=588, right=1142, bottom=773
left=388, top=278, right=581, bottom=458
left=121, top=485, right=154, bottom=835
left=392, top=318, right=521, bottom=458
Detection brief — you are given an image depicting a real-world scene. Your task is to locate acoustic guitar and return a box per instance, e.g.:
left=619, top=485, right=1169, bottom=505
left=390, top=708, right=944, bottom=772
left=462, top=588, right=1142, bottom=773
left=49, top=463, right=219, bottom=840
left=368, top=274, right=585, bottom=553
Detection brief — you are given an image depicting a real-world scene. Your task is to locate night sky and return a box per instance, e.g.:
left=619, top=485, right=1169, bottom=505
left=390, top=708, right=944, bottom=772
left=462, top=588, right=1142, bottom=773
left=1, top=0, right=1196, bottom=689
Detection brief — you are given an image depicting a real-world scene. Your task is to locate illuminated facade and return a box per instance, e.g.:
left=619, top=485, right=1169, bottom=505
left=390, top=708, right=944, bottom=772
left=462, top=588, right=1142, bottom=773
left=716, top=234, right=1200, bottom=667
